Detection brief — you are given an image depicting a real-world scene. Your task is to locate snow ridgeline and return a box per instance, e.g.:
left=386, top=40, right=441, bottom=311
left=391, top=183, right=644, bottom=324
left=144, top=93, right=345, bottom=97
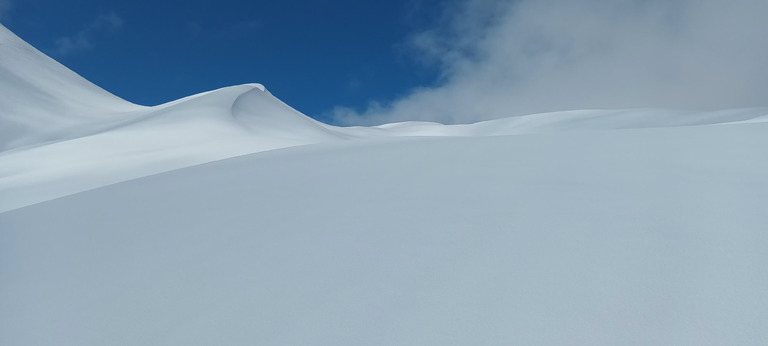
left=3, top=21, right=768, bottom=346
left=2, top=23, right=768, bottom=212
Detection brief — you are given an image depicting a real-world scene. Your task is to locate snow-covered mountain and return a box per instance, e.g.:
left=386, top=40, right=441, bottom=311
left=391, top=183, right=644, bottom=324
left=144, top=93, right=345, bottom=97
left=1, top=22, right=767, bottom=345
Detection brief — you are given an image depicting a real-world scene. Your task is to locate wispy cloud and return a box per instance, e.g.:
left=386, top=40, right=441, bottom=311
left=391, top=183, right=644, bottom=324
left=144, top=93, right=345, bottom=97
left=53, top=11, right=123, bottom=56
left=334, top=0, right=768, bottom=125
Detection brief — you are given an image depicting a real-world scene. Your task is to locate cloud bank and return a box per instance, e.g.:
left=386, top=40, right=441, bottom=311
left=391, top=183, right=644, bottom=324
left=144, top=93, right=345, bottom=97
left=53, top=11, right=123, bottom=56
left=334, top=0, right=768, bottom=125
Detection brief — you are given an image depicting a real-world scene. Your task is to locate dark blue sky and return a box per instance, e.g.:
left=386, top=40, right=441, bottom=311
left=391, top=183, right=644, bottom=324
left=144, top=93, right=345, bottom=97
left=2, top=0, right=447, bottom=122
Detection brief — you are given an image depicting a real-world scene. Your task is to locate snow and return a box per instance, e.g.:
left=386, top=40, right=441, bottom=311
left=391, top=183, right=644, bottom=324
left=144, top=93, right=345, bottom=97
left=2, top=22, right=768, bottom=345
left=0, top=24, right=144, bottom=150
left=3, top=81, right=766, bottom=212
left=3, top=124, right=768, bottom=345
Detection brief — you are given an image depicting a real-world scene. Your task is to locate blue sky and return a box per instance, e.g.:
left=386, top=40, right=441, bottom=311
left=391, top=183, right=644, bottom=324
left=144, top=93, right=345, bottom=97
left=1, top=0, right=446, bottom=122
left=3, top=0, right=767, bottom=125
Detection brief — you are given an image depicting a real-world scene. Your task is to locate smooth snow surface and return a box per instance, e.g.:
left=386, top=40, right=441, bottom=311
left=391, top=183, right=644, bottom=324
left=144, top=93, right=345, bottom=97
left=2, top=22, right=768, bottom=345
left=3, top=81, right=767, bottom=212
left=2, top=25, right=768, bottom=212
left=0, top=24, right=144, bottom=150
left=3, top=124, right=768, bottom=345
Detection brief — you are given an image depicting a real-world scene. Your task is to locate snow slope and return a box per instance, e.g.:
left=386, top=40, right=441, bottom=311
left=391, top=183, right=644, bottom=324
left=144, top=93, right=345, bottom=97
left=0, top=24, right=144, bottom=150
left=3, top=123, right=768, bottom=345
left=0, top=24, right=354, bottom=211
left=1, top=23, right=767, bottom=212
left=2, top=21, right=768, bottom=345
left=0, top=82, right=351, bottom=212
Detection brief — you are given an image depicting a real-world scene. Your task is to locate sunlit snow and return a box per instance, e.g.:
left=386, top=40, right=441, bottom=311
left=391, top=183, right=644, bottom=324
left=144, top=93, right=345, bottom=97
left=1, top=22, right=767, bottom=345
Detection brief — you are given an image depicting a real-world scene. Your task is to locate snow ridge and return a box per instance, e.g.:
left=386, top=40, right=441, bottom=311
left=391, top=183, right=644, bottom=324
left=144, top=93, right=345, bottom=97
left=1, top=22, right=767, bottom=212
left=2, top=19, right=768, bottom=346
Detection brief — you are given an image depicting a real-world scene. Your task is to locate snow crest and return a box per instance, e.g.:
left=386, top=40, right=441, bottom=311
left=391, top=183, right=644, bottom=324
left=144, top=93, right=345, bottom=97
left=1, top=22, right=767, bottom=212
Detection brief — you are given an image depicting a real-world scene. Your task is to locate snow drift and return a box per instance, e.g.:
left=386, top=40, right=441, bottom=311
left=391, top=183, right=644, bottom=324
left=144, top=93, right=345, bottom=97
left=1, top=23, right=767, bottom=212
left=0, top=24, right=143, bottom=150
left=1, top=22, right=768, bottom=345
left=3, top=124, right=768, bottom=345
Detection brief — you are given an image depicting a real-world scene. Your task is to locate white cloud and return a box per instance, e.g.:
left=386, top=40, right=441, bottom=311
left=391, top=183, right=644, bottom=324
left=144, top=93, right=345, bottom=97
left=334, top=0, right=768, bottom=125
left=53, top=11, right=123, bottom=56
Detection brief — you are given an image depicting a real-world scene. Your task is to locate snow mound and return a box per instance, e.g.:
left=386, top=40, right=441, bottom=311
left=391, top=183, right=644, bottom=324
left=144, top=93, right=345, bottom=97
left=0, top=83, right=348, bottom=212
left=2, top=18, right=768, bottom=346
left=362, top=108, right=768, bottom=137
left=0, top=23, right=144, bottom=150
left=1, top=22, right=767, bottom=212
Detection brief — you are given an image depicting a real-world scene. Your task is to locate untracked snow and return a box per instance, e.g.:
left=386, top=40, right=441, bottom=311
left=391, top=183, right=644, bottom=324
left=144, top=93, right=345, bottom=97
left=1, top=22, right=768, bottom=345
left=2, top=24, right=768, bottom=212
left=0, top=24, right=144, bottom=150
left=3, top=124, right=768, bottom=345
